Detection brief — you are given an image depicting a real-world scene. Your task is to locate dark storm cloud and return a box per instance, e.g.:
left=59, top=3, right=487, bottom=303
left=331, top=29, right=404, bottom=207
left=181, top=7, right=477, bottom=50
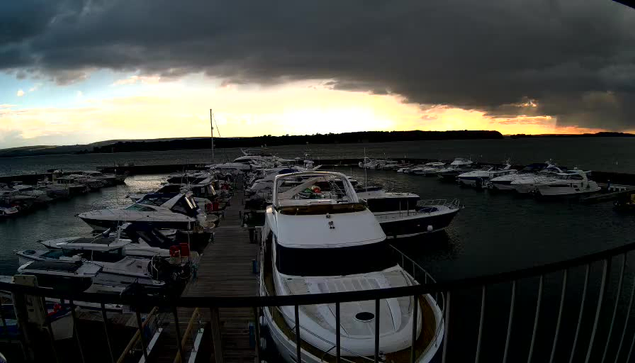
left=4, top=0, right=635, bottom=129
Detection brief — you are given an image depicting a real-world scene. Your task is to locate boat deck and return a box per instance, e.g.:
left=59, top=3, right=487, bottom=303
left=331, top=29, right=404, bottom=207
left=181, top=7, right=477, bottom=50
left=150, top=182, right=259, bottom=363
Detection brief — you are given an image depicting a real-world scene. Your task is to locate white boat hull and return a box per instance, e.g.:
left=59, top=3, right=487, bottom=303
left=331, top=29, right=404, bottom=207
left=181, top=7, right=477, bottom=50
left=261, top=290, right=444, bottom=363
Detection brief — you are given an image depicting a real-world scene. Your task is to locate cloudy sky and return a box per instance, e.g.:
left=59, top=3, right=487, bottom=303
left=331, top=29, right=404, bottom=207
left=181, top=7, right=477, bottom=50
left=1, top=0, right=634, bottom=148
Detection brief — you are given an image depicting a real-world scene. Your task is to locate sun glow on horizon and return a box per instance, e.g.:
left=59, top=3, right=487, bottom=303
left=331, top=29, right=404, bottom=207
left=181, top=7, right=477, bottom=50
left=0, top=75, right=608, bottom=148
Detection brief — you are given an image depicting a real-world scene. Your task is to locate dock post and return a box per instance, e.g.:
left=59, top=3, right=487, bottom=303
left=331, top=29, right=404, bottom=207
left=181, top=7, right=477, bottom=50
left=209, top=307, right=224, bottom=363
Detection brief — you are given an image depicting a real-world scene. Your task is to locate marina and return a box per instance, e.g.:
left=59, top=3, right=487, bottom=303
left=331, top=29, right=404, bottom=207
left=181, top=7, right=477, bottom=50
left=4, top=0, right=635, bottom=360
left=1, top=148, right=635, bottom=362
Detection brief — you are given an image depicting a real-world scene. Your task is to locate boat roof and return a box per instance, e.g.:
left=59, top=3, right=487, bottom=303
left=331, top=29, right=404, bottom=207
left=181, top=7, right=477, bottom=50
left=273, top=209, right=386, bottom=248
left=22, top=261, right=83, bottom=273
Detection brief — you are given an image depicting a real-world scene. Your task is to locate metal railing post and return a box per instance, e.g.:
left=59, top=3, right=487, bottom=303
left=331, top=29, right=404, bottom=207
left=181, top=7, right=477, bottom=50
left=375, top=298, right=380, bottom=363
left=173, top=307, right=184, bottom=362
left=569, top=264, right=590, bottom=363
left=549, top=269, right=568, bottom=363
left=527, top=275, right=544, bottom=363
left=69, top=300, right=86, bottom=363
left=295, top=304, right=302, bottom=363
left=616, top=259, right=635, bottom=362
left=475, top=286, right=486, bottom=363
left=253, top=307, right=261, bottom=361
left=442, top=291, right=451, bottom=363
left=336, top=302, right=341, bottom=363
left=135, top=308, right=149, bottom=361
left=502, top=281, right=516, bottom=363
left=209, top=307, right=224, bottom=363
left=100, top=303, right=115, bottom=363
left=411, top=295, right=418, bottom=363
left=584, top=259, right=610, bottom=363
left=601, top=254, right=626, bottom=363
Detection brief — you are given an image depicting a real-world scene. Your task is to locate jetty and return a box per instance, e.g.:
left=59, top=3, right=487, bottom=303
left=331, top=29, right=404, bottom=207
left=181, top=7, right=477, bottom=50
left=148, top=180, right=259, bottom=363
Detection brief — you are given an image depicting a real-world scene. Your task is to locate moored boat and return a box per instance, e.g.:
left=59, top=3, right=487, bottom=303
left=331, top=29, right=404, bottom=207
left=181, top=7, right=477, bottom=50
left=259, top=171, right=444, bottom=363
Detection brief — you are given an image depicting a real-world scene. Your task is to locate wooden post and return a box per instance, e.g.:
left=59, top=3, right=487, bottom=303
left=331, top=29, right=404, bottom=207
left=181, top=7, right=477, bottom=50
left=209, top=307, right=224, bottom=363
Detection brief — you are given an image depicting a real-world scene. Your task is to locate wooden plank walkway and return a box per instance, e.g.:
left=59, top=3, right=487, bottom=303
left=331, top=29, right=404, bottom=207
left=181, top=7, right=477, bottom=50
left=150, top=185, right=259, bottom=363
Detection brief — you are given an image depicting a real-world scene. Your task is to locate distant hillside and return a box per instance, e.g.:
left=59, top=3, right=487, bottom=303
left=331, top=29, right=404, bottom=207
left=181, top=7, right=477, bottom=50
left=90, top=130, right=504, bottom=154
left=0, top=130, right=504, bottom=157
left=510, top=132, right=635, bottom=139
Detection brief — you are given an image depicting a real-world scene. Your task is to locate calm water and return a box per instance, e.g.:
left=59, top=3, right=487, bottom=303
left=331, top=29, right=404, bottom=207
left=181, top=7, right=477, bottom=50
left=1, top=140, right=634, bottom=361
left=2, top=137, right=635, bottom=176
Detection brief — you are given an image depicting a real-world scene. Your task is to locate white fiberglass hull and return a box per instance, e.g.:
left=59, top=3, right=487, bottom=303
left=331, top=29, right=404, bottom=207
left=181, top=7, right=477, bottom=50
left=537, top=183, right=601, bottom=197
left=261, top=286, right=443, bottom=363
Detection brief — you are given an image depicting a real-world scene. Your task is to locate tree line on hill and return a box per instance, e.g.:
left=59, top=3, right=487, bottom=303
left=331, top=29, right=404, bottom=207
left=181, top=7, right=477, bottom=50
left=90, top=130, right=504, bottom=153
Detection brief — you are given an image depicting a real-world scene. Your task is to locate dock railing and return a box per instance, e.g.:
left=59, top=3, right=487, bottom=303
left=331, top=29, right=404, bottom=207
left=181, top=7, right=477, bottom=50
left=4, top=240, right=635, bottom=362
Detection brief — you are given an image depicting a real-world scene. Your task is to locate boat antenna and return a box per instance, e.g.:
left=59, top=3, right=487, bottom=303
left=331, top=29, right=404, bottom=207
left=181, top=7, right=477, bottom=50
left=209, top=109, right=215, bottom=164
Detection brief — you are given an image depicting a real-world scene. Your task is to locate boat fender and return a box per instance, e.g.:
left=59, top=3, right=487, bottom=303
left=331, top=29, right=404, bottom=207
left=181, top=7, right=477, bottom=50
left=260, top=337, right=267, bottom=351
left=427, top=225, right=433, bottom=232
left=169, top=245, right=180, bottom=258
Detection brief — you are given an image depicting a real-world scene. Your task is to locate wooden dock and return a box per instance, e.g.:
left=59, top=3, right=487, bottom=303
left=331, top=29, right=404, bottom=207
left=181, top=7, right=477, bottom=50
left=149, top=185, right=259, bottom=363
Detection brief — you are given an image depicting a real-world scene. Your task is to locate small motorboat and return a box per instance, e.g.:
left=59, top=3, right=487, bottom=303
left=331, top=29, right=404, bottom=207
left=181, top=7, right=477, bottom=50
left=0, top=205, right=19, bottom=218
left=358, top=189, right=460, bottom=238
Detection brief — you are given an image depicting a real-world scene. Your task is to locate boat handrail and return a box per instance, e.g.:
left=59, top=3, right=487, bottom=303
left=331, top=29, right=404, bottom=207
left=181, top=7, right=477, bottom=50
left=388, top=244, right=447, bottom=350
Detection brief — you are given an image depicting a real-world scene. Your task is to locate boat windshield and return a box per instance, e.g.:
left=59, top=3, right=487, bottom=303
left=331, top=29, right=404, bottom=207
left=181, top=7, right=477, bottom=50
left=275, top=173, right=357, bottom=207
left=276, top=242, right=396, bottom=276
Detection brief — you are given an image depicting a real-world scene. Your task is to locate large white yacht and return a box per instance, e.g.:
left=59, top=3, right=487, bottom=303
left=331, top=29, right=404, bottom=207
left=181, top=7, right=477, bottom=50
left=78, top=192, right=203, bottom=231
left=409, top=162, right=446, bottom=176
left=536, top=170, right=600, bottom=197
left=509, top=165, right=567, bottom=194
left=457, top=163, right=516, bottom=188
left=489, top=162, right=552, bottom=191
left=260, top=171, right=444, bottom=362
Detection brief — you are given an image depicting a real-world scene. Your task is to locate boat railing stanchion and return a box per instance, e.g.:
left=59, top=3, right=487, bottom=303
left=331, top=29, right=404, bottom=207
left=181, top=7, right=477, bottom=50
left=100, top=302, right=115, bottom=363
left=549, top=269, right=568, bottom=363
left=584, top=258, right=610, bottom=363
left=569, top=264, right=590, bottom=363
left=527, top=275, right=544, bottom=363
left=374, top=298, right=380, bottom=363
left=442, top=291, right=451, bottom=363
left=294, top=304, right=301, bottom=363
left=474, top=286, right=486, bottom=363
left=135, top=307, right=149, bottom=361
left=69, top=300, right=86, bottom=363
left=615, top=255, right=635, bottom=362
left=502, top=281, right=515, bottom=363
left=410, top=294, right=418, bottom=363
left=601, top=254, right=625, bottom=363
left=336, top=301, right=341, bottom=363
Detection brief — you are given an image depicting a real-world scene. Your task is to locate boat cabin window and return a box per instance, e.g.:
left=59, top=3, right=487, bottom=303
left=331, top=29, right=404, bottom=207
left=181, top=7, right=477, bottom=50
left=126, top=204, right=156, bottom=212
left=275, top=242, right=396, bottom=276
left=171, top=196, right=198, bottom=216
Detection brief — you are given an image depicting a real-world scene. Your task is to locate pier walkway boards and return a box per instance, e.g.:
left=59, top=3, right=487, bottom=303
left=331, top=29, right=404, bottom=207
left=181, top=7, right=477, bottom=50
left=152, top=187, right=259, bottom=363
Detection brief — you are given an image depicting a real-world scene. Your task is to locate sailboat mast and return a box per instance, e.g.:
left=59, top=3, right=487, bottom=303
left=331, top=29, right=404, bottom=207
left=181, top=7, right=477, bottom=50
left=209, top=109, right=215, bottom=163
